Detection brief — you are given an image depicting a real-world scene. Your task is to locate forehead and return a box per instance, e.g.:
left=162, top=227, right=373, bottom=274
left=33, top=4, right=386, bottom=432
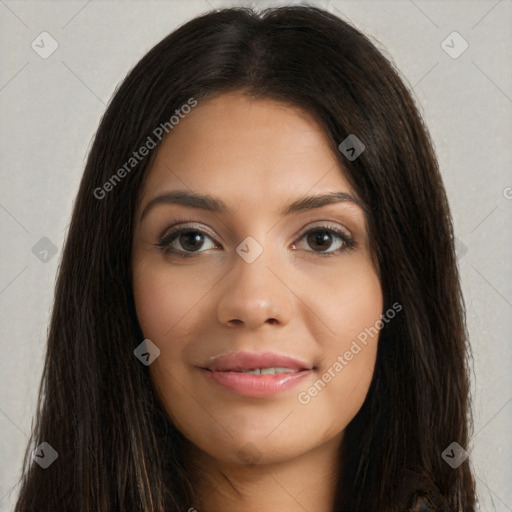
left=139, top=91, right=356, bottom=209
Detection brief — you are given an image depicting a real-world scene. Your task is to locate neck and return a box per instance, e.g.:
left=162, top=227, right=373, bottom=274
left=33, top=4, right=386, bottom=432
left=184, top=435, right=342, bottom=512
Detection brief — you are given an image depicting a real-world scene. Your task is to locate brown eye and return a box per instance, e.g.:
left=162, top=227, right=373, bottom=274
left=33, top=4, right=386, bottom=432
left=307, top=230, right=335, bottom=252
left=177, top=230, right=206, bottom=251
left=294, top=226, right=356, bottom=256
left=156, top=226, right=219, bottom=256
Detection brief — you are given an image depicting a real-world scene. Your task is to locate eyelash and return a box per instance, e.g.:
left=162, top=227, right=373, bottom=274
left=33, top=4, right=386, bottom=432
left=154, top=219, right=357, bottom=258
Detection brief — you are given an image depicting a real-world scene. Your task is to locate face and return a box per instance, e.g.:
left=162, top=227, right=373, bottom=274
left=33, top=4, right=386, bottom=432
left=132, top=90, right=383, bottom=466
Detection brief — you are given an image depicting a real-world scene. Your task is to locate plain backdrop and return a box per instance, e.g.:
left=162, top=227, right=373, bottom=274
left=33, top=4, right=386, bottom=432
left=1, top=1, right=511, bottom=510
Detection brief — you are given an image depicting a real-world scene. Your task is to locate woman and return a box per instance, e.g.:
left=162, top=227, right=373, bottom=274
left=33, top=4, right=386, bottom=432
left=14, top=6, right=476, bottom=511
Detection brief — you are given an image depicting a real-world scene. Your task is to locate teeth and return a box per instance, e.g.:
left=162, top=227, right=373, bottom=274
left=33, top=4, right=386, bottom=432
left=240, top=367, right=297, bottom=375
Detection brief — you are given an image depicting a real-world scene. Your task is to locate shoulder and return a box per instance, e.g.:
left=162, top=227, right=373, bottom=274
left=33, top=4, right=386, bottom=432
left=397, top=467, right=451, bottom=512
left=405, top=491, right=440, bottom=512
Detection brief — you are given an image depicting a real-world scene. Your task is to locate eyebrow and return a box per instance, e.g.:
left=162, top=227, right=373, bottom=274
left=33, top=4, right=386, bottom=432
left=139, top=189, right=367, bottom=223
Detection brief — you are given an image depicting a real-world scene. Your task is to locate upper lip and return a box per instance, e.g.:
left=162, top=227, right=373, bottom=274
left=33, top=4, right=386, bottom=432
left=201, top=351, right=313, bottom=372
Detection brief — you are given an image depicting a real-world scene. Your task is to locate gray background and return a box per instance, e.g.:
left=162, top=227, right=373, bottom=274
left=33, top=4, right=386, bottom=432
left=1, top=0, right=511, bottom=510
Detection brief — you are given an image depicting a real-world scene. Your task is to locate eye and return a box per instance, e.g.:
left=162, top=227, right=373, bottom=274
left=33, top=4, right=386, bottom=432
left=155, top=222, right=356, bottom=258
left=155, top=224, right=219, bottom=257
left=292, top=225, right=356, bottom=256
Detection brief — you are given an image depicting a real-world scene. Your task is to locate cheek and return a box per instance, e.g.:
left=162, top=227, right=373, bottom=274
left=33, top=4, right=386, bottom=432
left=132, top=271, right=172, bottom=339
left=334, top=262, right=382, bottom=366
left=307, top=254, right=383, bottom=347
left=132, top=266, right=200, bottom=425
left=337, top=270, right=383, bottom=342
left=132, top=261, right=208, bottom=342
left=304, top=260, right=382, bottom=418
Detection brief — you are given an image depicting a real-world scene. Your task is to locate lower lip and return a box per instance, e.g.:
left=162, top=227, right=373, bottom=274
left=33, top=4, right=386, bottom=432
left=200, top=368, right=312, bottom=398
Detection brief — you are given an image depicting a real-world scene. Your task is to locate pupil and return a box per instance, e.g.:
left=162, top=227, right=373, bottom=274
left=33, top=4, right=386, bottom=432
left=180, top=230, right=203, bottom=251
left=309, top=231, right=332, bottom=251
left=177, top=230, right=334, bottom=252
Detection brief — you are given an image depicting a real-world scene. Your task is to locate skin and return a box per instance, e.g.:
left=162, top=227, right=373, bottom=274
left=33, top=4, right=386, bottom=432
left=132, top=90, right=383, bottom=512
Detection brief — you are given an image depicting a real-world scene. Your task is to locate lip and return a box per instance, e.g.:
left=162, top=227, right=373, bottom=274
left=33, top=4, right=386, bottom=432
left=203, top=351, right=313, bottom=372
left=198, top=351, right=314, bottom=398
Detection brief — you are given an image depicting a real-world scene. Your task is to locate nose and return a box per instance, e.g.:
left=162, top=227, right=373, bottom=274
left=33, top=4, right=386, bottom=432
left=216, top=243, right=294, bottom=330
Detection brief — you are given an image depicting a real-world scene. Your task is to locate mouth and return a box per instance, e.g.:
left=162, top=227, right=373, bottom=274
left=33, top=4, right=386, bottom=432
left=198, top=351, right=315, bottom=398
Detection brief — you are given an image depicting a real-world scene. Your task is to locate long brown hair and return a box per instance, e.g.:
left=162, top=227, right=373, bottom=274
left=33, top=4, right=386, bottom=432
left=14, top=6, right=476, bottom=511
